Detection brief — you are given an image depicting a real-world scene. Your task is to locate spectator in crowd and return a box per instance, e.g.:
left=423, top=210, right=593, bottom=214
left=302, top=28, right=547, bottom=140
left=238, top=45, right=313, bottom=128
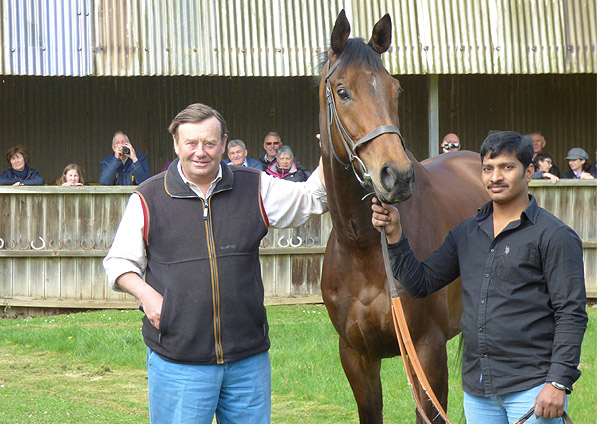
left=99, top=131, right=150, bottom=185
left=532, top=153, right=559, bottom=184
left=258, top=131, right=283, bottom=169
left=528, top=131, right=560, bottom=176
left=103, top=103, right=327, bottom=423
left=0, top=145, right=44, bottom=186
left=223, top=139, right=263, bottom=169
left=371, top=131, right=587, bottom=423
left=441, top=133, right=461, bottom=153
left=56, top=163, right=85, bottom=186
left=258, top=131, right=310, bottom=176
left=562, top=148, right=595, bottom=180
left=265, top=145, right=308, bottom=182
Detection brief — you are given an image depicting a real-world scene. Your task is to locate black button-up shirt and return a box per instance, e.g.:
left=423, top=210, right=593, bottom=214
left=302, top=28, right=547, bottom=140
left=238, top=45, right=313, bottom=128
left=388, top=195, right=587, bottom=396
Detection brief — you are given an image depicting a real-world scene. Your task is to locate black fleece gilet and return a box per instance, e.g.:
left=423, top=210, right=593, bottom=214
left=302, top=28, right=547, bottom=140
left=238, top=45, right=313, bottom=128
left=136, top=160, right=269, bottom=364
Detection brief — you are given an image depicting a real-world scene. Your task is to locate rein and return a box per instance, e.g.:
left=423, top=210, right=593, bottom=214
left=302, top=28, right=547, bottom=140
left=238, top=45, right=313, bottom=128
left=324, top=59, right=403, bottom=189
left=380, top=227, right=453, bottom=424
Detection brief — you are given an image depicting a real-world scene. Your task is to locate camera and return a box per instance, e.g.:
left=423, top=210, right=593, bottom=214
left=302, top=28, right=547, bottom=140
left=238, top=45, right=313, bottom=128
left=122, top=146, right=130, bottom=154
left=442, top=142, right=459, bottom=150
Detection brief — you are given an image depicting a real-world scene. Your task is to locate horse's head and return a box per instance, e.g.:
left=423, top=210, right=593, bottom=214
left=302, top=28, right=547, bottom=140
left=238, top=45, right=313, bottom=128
left=320, top=10, right=414, bottom=203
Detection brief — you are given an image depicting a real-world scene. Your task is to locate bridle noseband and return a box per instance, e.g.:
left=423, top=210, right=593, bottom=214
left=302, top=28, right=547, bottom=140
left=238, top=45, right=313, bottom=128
left=324, top=58, right=404, bottom=189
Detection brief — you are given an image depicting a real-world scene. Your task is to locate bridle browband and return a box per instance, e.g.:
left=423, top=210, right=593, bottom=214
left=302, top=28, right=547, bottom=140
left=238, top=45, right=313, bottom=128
left=324, top=58, right=404, bottom=189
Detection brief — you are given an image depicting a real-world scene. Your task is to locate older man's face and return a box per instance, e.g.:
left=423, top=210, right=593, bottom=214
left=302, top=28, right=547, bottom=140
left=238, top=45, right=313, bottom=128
left=264, top=135, right=281, bottom=159
left=531, top=134, right=545, bottom=154
left=228, top=145, right=247, bottom=166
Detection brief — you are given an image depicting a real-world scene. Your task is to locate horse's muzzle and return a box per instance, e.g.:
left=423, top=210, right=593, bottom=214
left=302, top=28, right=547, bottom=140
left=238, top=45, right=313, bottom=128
left=376, top=163, right=415, bottom=203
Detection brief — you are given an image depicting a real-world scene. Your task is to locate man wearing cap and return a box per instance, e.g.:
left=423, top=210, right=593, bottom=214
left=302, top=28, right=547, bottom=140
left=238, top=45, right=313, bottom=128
left=562, top=147, right=595, bottom=180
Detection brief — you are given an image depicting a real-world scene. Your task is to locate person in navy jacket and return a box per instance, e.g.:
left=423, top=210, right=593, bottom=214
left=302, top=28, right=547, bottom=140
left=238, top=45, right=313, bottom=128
left=223, top=139, right=263, bottom=169
left=99, top=131, right=150, bottom=185
left=0, top=145, right=44, bottom=186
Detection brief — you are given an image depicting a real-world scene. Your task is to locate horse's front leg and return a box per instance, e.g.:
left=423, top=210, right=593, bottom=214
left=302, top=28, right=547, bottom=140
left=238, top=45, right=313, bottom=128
left=339, top=337, right=383, bottom=424
left=413, top=326, right=449, bottom=424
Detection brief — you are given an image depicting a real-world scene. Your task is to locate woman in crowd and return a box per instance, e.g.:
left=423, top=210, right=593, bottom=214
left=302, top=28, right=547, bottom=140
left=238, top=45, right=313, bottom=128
left=56, top=163, right=85, bottom=186
left=0, top=145, right=44, bottom=186
left=562, top=147, right=595, bottom=179
left=532, top=153, right=559, bottom=183
left=265, top=145, right=308, bottom=182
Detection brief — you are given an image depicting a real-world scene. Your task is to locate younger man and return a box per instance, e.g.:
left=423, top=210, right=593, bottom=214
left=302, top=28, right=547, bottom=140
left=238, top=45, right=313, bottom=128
left=372, top=131, right=587, bottom=423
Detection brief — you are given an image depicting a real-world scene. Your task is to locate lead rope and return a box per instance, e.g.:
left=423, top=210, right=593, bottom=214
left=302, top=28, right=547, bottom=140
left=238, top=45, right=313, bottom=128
left=380, top=227, right=453, bottom=424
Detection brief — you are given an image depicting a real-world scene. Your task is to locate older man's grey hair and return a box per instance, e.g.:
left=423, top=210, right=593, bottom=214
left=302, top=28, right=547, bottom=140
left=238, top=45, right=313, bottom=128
left=112, top=131, right=130, bottom=146
left=276, top=145, right=294, bottom=159
left=228, top=139, right=247, bottom=151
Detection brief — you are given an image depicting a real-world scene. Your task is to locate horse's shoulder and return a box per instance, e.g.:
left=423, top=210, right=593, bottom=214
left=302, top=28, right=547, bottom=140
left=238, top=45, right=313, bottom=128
left=421, top=151, right=481, bottom=180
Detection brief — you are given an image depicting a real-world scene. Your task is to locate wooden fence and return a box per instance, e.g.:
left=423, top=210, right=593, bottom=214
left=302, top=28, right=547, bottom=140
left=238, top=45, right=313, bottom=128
left=0, top=181, right=595, bottom=315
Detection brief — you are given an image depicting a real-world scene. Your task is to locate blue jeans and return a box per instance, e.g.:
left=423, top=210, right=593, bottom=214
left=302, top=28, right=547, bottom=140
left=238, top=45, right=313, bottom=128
left=147, top=348, right=271, bottom=424
left=463, top=383, right=567, bottom=424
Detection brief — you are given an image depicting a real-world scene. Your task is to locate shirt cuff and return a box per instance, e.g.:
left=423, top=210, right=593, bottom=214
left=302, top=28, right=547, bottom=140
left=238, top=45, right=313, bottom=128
left=546, top=363, right=581, bottom=392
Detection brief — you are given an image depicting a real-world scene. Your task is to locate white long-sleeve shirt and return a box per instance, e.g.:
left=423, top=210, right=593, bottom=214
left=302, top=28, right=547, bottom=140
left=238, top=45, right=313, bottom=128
left=103, top=162, right=327, bottom=291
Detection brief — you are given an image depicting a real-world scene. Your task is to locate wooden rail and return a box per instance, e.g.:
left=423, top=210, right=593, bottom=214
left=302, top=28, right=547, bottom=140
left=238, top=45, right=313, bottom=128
left=0, top=181, right=595, bottom=315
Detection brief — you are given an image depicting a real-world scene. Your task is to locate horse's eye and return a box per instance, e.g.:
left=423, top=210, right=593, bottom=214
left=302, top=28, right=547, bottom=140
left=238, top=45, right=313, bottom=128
left=397, top=87, right=404, bottom=97
left=336, top=87, right=350, bottom=100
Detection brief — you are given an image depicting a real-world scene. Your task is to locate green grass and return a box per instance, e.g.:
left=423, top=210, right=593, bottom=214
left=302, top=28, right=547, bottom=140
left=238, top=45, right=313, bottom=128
left=0, top=305, right=594, bottom=423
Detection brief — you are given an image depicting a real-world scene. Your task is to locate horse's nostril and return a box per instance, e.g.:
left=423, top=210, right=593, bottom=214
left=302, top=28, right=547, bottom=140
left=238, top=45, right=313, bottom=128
left=380, top=163, right=415, bottom=192
left=380, top=164, right=398, bottom=191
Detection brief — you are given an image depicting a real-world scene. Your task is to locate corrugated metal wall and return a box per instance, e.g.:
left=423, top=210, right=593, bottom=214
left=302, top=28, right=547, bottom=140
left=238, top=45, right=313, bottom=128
left=0, top=0, right=93, bottom=76
left=2, top=0, right=596, bottom=76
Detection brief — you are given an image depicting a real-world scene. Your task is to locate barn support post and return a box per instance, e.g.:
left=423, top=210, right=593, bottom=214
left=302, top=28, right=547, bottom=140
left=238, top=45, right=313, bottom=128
left=428, top=74, right=440, bottom=157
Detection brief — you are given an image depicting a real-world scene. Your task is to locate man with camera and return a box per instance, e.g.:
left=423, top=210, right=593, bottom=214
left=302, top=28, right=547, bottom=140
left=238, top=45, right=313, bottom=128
left=99, top=131, right=151, bottom=185
left=441, top=132, right=462, bottom=153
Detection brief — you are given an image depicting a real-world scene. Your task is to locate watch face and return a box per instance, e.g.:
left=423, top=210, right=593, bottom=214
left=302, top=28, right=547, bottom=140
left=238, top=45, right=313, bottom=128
left=550, top=381, right=569, bottom=392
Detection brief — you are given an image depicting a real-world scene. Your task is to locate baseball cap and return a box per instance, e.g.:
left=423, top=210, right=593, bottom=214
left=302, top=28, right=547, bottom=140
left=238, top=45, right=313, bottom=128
left=564, top=147, right=589, bottom=161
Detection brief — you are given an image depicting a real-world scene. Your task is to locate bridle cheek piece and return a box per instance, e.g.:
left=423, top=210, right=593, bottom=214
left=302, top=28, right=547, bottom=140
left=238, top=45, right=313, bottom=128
left=324, top=59, right=404, bottom=190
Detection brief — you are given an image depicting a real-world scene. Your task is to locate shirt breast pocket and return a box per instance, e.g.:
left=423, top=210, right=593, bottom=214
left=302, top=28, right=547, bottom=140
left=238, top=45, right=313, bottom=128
left=496, top=247, right=541, bottom=284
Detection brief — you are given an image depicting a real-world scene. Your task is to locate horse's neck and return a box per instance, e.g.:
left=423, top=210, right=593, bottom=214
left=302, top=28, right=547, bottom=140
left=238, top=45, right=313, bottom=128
left=325, top=162, right=385, bottom=246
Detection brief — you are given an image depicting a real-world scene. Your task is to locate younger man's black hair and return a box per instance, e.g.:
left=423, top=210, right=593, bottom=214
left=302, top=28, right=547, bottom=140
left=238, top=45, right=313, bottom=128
left=479, top=131, right=533, bottom=169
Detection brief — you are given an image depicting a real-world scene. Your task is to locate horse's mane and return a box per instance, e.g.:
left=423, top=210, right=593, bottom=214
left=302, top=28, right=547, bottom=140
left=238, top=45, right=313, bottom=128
left=315, top=38, right=384, bottom=84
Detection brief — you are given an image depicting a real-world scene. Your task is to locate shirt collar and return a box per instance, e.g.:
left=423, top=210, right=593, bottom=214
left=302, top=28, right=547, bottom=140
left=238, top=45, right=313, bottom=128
left=177, top=161, right=223, bottom=199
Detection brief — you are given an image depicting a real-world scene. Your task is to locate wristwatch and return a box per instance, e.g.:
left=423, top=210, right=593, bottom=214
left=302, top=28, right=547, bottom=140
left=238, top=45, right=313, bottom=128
left=550, top=381, right=571, bottom=394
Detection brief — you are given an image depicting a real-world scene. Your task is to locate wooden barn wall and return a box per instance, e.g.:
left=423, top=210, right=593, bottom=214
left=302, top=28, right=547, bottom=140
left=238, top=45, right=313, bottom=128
left=0, top=75, right=323, bottom=182
left=438, top=74, right=597, bottom=170
left=0, top=74, right=595, bottom=184
left=0, top=74, right=428, bottom=182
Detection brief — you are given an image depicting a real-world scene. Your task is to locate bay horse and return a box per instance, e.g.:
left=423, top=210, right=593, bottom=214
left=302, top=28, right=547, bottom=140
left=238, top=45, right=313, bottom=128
left=319, top=11, right=488, bottom=423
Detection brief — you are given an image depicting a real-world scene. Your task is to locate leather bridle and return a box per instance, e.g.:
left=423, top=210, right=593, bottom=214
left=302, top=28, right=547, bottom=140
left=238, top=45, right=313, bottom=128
left=324, top=58, right=404, bottom=189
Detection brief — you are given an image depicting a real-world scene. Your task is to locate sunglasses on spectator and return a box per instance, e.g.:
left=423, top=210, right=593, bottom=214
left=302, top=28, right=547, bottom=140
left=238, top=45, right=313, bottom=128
left=442, top=142, right=460, bottom=149
left=266, top=141, right=280, bottom=146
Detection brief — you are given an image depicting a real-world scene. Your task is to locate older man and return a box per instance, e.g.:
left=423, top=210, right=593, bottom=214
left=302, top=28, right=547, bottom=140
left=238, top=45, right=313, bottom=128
left=257, top=132, right=310, bottom=176
left=528, top=131, right=560, bottom=176
left=223, top=139, right=263, bottom=169
left=99, top=131, right=150, bottom=185
left=104, top=103, right=327, bottom=424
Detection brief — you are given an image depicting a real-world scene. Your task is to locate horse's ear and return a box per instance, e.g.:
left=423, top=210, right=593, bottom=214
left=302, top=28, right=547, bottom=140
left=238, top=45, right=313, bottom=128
left=368, top=13, right=392, bottom=54
left=331, top=9, right=350, bottom=55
